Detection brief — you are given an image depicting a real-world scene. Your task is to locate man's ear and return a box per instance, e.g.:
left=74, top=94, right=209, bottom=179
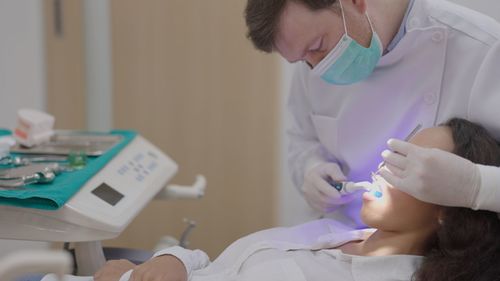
left=350, top=0, right=367, bottom=14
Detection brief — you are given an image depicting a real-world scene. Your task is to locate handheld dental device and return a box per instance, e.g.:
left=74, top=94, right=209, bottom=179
left=328, top=179, right=375, bottom=196
left=329, top=124, right=423, bottom=198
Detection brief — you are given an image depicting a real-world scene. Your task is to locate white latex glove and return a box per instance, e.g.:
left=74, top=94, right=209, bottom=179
left=302, top=162, right=356, bottom=212
left=379, top=139, right=481, bottom=208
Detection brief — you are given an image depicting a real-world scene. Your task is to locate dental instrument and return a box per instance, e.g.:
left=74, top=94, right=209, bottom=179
left=376, top=123, right=422, bottom=173
left=0, top=155, right=69, bottom=166
left=362, top=123, right=423, bottom=199
left=11, top=131, right=123, bottom=156
left=328, top=124, right=423, bottom=197
left=329, top=180, right=373, bottom=195
left=0, top=154, right=87, bottom=172
left=0, top=164, right=59, bottom=189
left=329, top=179, right=383, bottom=198
left=0, top=163, right=58, bottom=180
left=0, top=172, right=55, bottom=188
left=366, top=124, right=423, bottom=198
left=0, top=175, right=40, bottom=189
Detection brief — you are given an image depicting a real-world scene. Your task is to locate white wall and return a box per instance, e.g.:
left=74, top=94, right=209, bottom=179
left=278, top=0, right=500, bottom=226
left=0, top=0, right=114, bottom=259
left=278, top=60, right=319, bottom=227
left=451, top=0, right=500, bottom=21
left=0, top=0, right=46, bottom=128
left=0, top=0, right=48, bottom=257
left=84, top=0, right=113, bottom=131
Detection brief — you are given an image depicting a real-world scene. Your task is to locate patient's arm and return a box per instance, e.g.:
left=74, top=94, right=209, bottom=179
left=152, top=246, right=211, bottom=277
left=94, top=259, right=135, bottom=281
left=93, top=246, right=209, bottom=281
left=93, top=255, right=189, bottom=281
left=128, top=255, right=187, bottom=281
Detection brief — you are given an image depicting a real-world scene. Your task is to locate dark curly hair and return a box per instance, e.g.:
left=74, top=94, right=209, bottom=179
left=413, top=118, right=500, bottom=281
left=244, top=0, right=338, bottom=52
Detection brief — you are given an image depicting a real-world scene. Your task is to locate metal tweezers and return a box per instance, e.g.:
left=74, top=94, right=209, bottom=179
left=0, top=164, right=59, bottom=190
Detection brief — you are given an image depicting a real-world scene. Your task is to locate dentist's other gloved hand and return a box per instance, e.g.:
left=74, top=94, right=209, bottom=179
left=379, top=139, right=481, bottom=208
left=302, top=162, right=356, bottom=213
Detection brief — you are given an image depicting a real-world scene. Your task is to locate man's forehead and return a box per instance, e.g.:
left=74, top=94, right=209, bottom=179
left=274, top=31, right=300, bottom=61
left=277, top=1, right=310, bottom=37
left=274, top=2, right=311, bottom=61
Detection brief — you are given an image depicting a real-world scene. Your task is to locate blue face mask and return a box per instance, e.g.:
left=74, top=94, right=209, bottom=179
left=312, top=2, right=383, bottom=85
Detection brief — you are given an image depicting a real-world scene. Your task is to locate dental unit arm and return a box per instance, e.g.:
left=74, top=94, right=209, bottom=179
left=155, top=175, right=206, bottom=200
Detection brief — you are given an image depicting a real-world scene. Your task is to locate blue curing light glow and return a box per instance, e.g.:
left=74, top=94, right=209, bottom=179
left=374, top=191, right=383, bottom=198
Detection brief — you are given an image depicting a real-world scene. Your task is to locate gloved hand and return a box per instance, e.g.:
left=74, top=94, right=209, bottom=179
left=302, top=162, right=356, bottom=213
left=379, top=139, right=481, bottom=208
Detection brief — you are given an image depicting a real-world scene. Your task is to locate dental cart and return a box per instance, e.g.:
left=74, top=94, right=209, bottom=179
left=0, top=134, right=181, bottom=275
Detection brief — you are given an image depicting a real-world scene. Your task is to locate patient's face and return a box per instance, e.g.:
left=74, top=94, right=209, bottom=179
left=360, top=126, right=454, bottom=233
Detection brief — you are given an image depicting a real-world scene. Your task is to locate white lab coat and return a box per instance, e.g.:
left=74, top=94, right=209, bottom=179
left=288, top=0, right=500, bottom=226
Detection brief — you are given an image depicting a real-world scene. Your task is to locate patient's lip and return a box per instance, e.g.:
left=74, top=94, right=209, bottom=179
left=363, top=192, right=377, bottom=201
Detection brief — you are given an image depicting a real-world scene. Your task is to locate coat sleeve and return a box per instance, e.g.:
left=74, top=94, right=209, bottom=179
left=152, top=246, right=210, bottom=279
left=468, top=41, right=500, bottom=213
left=287, top=63, right=329, bottom=189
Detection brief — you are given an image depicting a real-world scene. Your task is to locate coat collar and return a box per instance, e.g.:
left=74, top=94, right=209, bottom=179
left=350, top=253, right=423, bottom=281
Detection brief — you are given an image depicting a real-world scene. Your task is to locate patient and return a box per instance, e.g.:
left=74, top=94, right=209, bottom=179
left=83, top=119, right=500, bottom=281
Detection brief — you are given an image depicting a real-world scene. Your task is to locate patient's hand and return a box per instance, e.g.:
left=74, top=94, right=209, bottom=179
left=94, top=259, right=136, bottom=281
left=129, top=255, right=188, bottom=281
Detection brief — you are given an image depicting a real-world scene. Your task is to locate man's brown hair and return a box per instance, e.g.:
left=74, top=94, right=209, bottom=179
left=244, top=0, right=338, bottom=53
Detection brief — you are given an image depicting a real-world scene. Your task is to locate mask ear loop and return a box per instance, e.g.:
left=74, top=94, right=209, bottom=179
left=337, top=0, right=349, bottom=36
left=365, top=10, right=376, bottom=41
left=339, top=0, right=376, bottom=43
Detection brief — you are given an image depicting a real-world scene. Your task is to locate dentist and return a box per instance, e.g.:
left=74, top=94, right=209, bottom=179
left=245, top=0, right=500, bottom=226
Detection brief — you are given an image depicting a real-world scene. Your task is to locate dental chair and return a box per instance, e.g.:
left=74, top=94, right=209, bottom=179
left=0, top=250, right=71, bottom=281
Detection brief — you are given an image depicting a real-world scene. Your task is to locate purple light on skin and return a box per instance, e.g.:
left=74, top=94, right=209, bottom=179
left=370, top=172, right=384, bottom=198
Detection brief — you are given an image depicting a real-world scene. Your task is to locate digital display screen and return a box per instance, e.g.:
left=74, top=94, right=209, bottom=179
left=91, top=183, right=124, bottom=206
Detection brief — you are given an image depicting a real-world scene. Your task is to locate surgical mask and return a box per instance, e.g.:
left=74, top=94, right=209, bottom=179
left=312, top=1, right=383, bottom=85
